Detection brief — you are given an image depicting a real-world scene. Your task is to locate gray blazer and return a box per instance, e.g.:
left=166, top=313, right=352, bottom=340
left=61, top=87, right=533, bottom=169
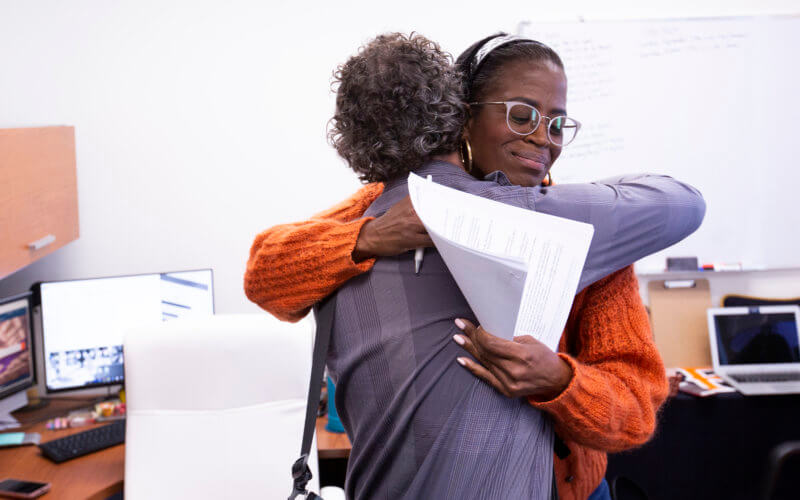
left=328, top=160, right=705, bottom=499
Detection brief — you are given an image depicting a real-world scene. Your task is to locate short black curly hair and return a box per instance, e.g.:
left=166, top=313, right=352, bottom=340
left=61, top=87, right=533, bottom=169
left=328, top=33, right=467, bottom=183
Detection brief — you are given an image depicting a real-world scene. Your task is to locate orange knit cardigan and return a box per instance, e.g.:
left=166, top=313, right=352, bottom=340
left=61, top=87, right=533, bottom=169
left=244, top=183, right=669, bottom=500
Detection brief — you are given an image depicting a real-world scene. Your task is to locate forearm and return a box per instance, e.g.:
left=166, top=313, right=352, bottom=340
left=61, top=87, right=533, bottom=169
left=529, top=266, right=669, bottom=452
left=527, top=174, right=706, bottom=291
left=244, top=217, right=375, bottom=321
left=532, top=353, right=668, bottom=452
left=243, top=183, right=384, bottom=321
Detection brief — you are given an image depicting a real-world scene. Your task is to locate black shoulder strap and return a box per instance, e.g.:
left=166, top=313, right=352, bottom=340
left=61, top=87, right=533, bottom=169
left=289, top=294, right=337, bottom=500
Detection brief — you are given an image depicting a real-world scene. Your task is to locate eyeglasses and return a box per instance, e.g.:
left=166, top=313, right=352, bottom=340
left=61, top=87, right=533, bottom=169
left=468, top=101, right=581, bottom=147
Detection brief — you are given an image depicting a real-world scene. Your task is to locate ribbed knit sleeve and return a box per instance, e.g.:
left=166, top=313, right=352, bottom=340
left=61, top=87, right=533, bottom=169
left=530, top=265, right=669, bottom=452
left=244, top=183, right=384, bottom=322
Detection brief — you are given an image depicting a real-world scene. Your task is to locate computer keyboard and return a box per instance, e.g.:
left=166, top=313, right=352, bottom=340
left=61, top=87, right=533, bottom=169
left=730, top=373, right=800, bottom=383
left=39, top=420, right=125, bottom=463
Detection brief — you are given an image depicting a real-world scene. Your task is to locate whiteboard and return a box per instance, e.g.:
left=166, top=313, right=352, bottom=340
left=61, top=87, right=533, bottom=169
left=520, top=16, right=800, bottom=272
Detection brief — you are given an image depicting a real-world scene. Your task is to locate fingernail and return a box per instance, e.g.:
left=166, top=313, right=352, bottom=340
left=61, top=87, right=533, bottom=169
left=453, top=334, right=465, bottom=345
left=454, top=318, right=466, bottom=330
left=456, top=357, right=467, bottom=366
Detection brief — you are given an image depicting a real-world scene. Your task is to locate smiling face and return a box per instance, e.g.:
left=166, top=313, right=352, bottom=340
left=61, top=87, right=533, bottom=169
left=464, top=59, right=567, bottom=187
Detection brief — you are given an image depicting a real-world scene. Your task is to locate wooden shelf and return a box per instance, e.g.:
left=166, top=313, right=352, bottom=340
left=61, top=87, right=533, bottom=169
left=0, top=126, right=79, bottom=279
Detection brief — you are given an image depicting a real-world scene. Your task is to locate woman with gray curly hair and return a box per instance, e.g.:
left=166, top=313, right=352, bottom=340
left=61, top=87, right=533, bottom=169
left=247, top=32, right=705, bottom=499
left=328, top=33, right=466, bottom=183
left=321, top=34, right=559, bottom=500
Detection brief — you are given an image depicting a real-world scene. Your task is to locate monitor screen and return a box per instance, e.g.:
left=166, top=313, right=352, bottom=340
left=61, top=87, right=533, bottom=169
left=39, top=269, right=214, bottom=392
left=0, top=294, right=35, bottom=400
left=714, top=312, right=800, bottom=365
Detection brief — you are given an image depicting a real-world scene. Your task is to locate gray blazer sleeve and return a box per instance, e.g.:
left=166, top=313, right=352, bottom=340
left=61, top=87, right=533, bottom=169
left=525, top=174, right=706, bottom=291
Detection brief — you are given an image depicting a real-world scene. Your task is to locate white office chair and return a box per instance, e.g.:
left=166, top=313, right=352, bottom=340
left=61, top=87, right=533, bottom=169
left=124, top=314, right=343, bottom=499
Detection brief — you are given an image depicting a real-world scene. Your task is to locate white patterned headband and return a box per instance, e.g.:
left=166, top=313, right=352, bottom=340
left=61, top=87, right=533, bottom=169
left=472, top=34, right=533, bottom=71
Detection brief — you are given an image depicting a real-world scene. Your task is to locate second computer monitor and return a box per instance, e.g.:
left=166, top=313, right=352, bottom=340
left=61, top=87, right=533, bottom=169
left=0, top=293, right=35, bottom=427
left=37, top=269, right=214, bottom=392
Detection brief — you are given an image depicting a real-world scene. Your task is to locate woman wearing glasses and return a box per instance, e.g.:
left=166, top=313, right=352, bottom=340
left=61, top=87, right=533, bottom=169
left=246, top=33, right=704, bottom=499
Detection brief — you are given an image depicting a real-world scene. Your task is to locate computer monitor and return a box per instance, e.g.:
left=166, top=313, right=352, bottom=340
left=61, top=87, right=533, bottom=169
left=0, top=292, right=35, bottom=429
left=35, top=269, right=214, bottom=393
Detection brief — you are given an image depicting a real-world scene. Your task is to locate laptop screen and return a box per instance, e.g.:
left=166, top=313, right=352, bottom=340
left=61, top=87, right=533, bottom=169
left=714, top=312, right=800, bottom=365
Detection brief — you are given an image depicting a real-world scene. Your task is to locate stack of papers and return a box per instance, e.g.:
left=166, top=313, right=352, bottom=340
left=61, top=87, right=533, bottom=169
left=668, top=367, right=736, bottom=397
left=408, top=173, right=594, bottom=350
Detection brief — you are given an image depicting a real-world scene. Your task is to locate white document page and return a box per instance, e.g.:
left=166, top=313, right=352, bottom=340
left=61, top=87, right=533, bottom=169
left=408, top=172, right=594, bottom=350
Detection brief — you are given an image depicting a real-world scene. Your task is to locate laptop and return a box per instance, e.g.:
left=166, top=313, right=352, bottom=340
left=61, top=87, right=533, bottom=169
left=707, top=305, right=800, bottom=395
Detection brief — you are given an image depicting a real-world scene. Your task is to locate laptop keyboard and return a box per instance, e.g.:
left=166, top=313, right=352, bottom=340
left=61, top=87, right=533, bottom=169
left=730, top=373, right=800, bottom=383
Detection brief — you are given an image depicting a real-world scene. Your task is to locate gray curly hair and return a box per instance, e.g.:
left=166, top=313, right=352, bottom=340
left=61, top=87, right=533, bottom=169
left=328, top=33, right=467, bottom=183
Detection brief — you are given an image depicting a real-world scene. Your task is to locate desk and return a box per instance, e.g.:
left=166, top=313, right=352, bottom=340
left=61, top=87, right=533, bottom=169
left=314, top=395, right=800, bottom=497
left=0, top=398, right=123, bottom=500
left=316, top=415, right=351, bottom=459
left=316, top=415, right=350, bottom=489
left=0, top=400, right=349, bottom=499
left=606, top=392, right=800, bottom=500
left=14, top=394, right=796, bottom=498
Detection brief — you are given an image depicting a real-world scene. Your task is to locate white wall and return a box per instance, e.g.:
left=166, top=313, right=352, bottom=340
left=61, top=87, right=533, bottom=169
left=1, top=0, right=799, bottom=316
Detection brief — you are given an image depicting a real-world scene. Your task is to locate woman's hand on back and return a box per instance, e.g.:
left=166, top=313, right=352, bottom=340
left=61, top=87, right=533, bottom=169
left=453, top=318, right=573, bottom=401
left=352, top=195, right=433, bottom=261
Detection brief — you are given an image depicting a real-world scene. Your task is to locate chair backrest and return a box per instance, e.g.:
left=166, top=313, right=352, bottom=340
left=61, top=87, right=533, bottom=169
left=761, top=441, right=800, bottom=500
left=123, top=314, right=318, bottom=499
left=722, top=294, right=800, bottom=308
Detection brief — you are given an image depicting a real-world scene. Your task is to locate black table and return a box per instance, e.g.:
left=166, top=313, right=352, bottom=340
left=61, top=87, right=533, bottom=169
left=606, top=392, right=800, bottom=500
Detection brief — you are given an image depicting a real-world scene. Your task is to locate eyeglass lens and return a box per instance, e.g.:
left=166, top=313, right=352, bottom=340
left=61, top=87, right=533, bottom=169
left=506, top=103, right=579, bottom=146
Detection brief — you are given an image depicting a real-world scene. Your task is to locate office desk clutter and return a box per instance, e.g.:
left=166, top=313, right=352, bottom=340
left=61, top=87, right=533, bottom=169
left=45, top=400, right=125, bottom=430
left=649, top=286, right=800, bottom=398
left=668, top=367, right=736, bottom=397
left=0, top=395, right=124, bottom=498
left=647, top=274, right=800, bottom=383
left=0, top=269, right=217, bottom=495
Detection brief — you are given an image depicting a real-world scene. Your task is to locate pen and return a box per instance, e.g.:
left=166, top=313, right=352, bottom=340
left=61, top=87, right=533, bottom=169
left=414, top=175, right=433, bottom=275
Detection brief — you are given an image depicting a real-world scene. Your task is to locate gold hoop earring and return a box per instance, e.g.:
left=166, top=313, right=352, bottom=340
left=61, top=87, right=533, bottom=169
left=459, top=139, right=473, bottom=173
left=543, top=171, right=553, bottom=186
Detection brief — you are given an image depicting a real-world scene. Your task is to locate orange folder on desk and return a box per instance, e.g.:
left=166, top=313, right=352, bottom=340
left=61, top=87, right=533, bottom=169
left=648, top=279, right=712, bottom=368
